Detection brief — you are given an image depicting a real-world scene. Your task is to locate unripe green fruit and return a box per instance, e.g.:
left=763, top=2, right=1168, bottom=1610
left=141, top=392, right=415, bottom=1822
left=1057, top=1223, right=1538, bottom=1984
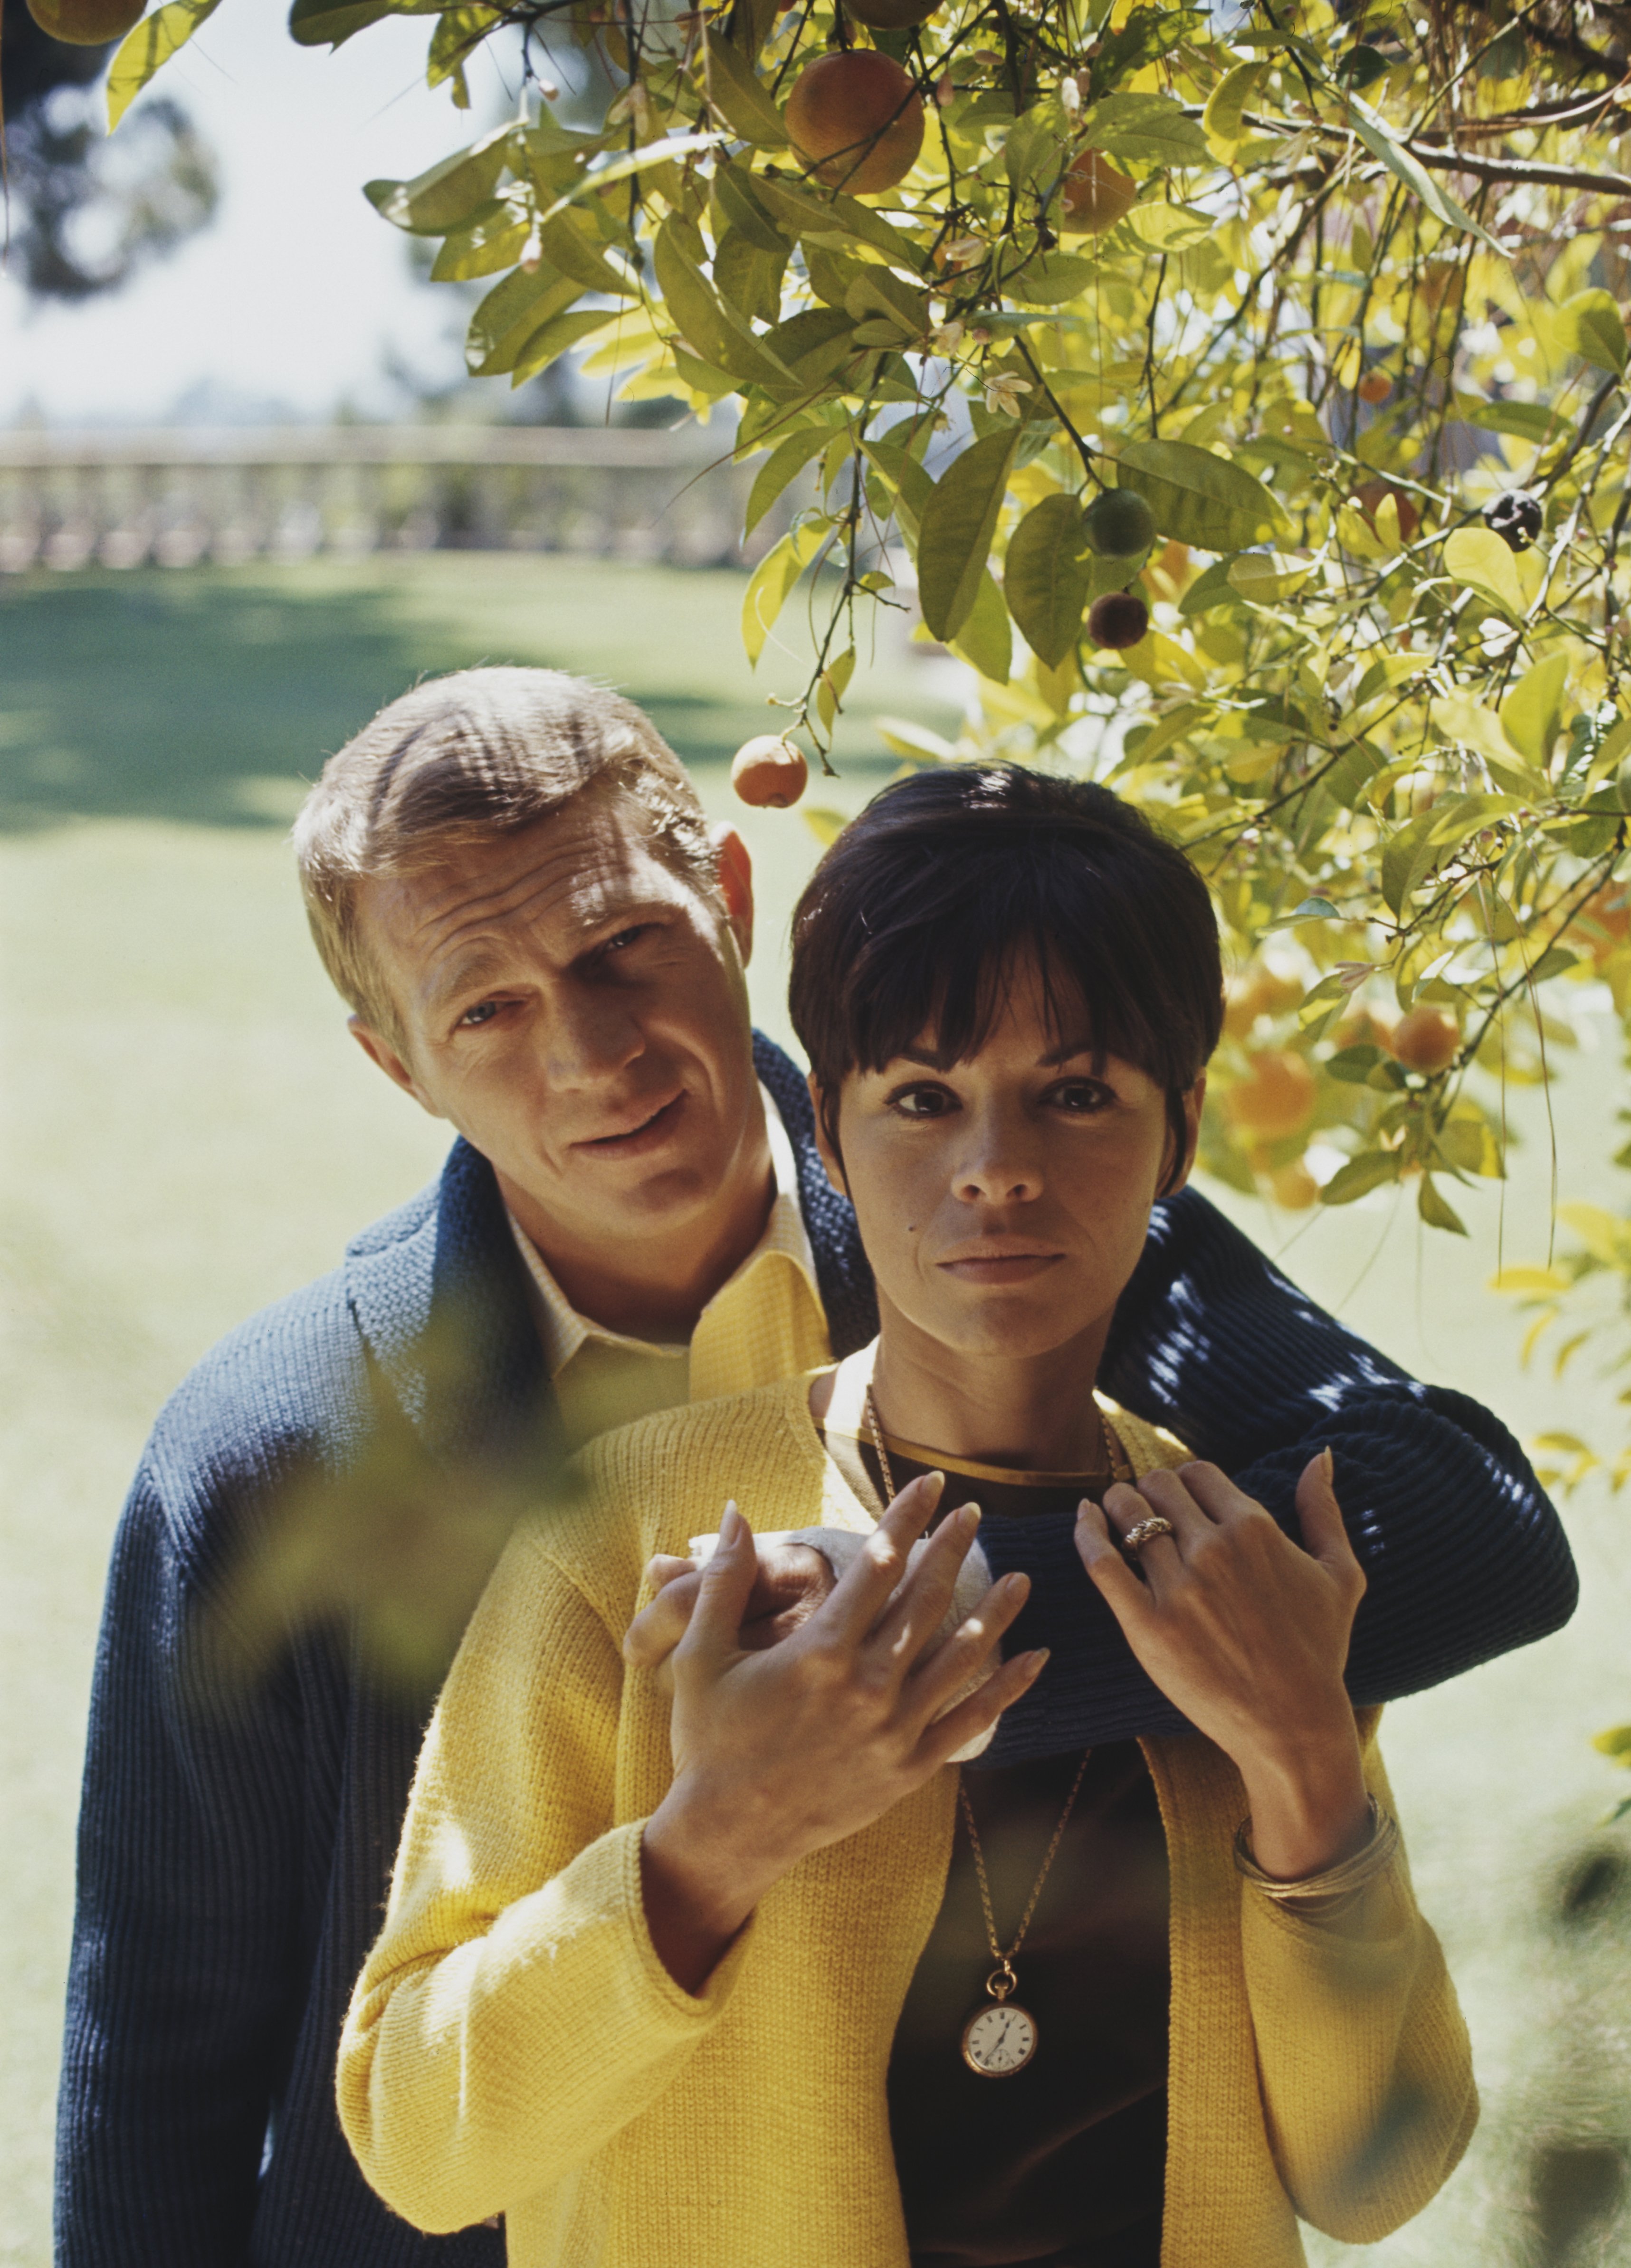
left=1084, top=488, right=1156, bottom=559
left=27, top=0, right=144, bottom=40
left=1087, top=592, right=1150, bottom=651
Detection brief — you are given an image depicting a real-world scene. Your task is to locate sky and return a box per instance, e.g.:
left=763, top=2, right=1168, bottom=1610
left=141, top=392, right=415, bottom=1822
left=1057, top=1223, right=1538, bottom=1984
left=0, top=0, right=532, bottom=424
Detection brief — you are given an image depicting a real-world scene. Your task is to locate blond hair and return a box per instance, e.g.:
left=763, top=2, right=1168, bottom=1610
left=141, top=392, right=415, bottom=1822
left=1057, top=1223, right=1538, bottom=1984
left=293, top=667, right=715, bottom=1049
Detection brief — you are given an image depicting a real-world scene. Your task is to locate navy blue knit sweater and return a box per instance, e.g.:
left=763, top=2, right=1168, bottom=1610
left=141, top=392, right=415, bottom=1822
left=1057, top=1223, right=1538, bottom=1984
left=56, top=1034, right=1574, bottom=2268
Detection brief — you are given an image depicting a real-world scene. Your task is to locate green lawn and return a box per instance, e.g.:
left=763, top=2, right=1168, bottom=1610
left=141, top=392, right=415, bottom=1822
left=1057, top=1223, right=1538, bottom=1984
left=3, top=555, right=1629, bottom=2267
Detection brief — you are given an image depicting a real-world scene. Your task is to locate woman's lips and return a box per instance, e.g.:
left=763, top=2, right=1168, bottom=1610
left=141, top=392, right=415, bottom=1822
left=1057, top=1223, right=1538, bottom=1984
left=937, top=1250, right=1063, bottom=1284
left=576, top=1091, right=688, bottom=1159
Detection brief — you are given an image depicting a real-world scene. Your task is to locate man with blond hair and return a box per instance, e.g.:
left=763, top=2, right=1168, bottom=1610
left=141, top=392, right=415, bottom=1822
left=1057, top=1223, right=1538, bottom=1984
left=57, top=665, right=1572, bottom=2268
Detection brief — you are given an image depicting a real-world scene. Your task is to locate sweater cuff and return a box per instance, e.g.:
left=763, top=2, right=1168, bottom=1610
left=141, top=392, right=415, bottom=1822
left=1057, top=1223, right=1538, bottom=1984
left=619, top=1821, right=758, bottom=2020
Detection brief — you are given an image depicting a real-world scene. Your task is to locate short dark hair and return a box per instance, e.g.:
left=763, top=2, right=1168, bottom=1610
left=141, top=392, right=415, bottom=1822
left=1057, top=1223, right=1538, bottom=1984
left=788, top=764, right=1222, bottom=1183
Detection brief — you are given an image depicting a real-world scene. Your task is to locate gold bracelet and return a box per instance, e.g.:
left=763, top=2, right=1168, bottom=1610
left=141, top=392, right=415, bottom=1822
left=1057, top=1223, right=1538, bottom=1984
left=1232, top=1797, right=1400, bottom=1903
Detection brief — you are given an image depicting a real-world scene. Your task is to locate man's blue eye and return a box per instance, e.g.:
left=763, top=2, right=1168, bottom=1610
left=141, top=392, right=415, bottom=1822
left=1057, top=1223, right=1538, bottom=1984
left=460, top=1001, right=499, bottom=1028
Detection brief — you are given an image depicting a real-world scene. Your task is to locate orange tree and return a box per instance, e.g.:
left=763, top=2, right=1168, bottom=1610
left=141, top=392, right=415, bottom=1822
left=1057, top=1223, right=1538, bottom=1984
left=106, top=0, right=1631, bottom=1479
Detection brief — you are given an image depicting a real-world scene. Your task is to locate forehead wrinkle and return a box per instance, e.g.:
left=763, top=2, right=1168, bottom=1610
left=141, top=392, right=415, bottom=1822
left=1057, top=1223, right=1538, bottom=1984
left=403, top=822, right=658, bottom=977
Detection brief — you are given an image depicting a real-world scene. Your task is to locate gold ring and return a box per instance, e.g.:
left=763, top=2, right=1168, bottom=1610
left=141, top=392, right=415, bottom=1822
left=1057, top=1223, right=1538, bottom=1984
left=1122, top=1515, right=1176, bottom=1551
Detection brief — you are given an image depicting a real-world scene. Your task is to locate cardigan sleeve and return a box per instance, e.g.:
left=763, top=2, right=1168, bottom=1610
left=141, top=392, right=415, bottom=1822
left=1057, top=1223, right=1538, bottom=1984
left=336, top=1521, right=751, bottom=2236
left=1240, top=1753, right=1478, bottom=2243
left=55, top=1461, right=311, bottom=2268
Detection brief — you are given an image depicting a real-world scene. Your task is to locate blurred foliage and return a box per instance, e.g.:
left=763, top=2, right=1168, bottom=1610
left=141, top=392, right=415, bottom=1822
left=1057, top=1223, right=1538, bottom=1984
left=115, top=0, right=1631, bottom=1476
left=3, top=0, right=217, bottom=300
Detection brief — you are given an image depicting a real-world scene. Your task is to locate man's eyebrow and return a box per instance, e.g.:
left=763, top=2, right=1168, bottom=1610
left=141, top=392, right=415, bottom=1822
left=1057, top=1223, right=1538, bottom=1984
left=423, top=949, right=510, bottom=1019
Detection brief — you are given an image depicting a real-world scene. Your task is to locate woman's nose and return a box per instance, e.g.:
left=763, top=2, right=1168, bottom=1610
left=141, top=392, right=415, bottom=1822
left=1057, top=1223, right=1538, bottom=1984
left=954, top=1119, right=1043, bottom=1203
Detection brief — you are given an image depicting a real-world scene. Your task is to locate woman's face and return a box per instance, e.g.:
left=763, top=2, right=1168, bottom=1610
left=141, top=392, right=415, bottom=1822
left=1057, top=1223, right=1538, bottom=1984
left=814, top=954, right=1203, bottom=1366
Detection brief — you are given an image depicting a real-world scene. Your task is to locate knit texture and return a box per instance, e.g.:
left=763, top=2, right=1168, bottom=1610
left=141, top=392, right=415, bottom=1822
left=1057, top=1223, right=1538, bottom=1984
left=339, top=1378, right=1477, bottom=2266
left=57, top=1031, right=1563, bottom=2268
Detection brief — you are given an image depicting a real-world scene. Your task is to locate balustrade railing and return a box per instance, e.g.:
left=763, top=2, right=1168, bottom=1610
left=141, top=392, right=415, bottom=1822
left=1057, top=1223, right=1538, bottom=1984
left=0, top=425, right=761, bottom=573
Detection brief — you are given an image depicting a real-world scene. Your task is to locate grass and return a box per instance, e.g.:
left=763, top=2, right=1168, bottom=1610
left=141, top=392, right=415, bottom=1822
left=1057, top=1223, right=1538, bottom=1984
left=4, top=554, right=1631, bottom=2267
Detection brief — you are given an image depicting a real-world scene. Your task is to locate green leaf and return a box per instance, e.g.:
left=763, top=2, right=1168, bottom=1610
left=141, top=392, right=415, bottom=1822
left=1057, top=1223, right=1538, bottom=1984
left=1442, top=526, right=1526, bottom=622
left=1320, top=1151, right=1401, bottom=1205
left=917, top=432, right=1020, bottom=644
left=533, top=132, right=728, bottom=233
left=1556, top=288, right=1628, bottom=377
left=428, top=5, right=497, bottom=101
left=804, top=807, right=848, bottom=847
left=1326, top=1043, right=1384, bottom=1083
left=108, top=0, right=225, bottom=126
left=1079, top=92, right=1209, bottom=166
left=366, top=124, right=514, bottom=235
left=744, top=424, right=836, bottom=535
left=1125, top=203, right=1212, bottom=251
left=1226, top=550, right=1314, bottom=604
left=1202, top=59, right=1266, bottom=145
left=1499, top=651, right=1571, bottom=767
left=537, top=209, right=639, bottom=296
left=713, top=162, right=789, bottom=256
left=750, top=173, right=928, bottom=269
left=715, top=227, right=788, bottom=326
left=466, top=265, right=578, bottom=377
left=1466, top=398, right=1561, bottom=447
left=429, top=201, right=529, bottom=281
left=286, top=0, right=392, bottom=51
left=742, top=520, right=829, bottom=665
left=1117, top=439, right=1287, bottom=551
left=510, top=307, right=620, bottom=388
left=951, top=569, right=1013, bottom=685
left=703, top=27, right=789, bottom=150
left=999, top=250, right=1097, bottom=306
left=1003, top=493, right=1090, bottom=668
left=874, top=715, right=959, bottom=763
left=1418, top=1174, right=1469, bottom=1234
left=1344, top=96, right=1499, bottom=251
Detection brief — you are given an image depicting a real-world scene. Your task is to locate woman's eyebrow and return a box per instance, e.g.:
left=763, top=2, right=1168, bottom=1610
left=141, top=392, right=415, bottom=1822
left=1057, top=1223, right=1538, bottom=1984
left=1039, top=1037, right=1098, bottom=1066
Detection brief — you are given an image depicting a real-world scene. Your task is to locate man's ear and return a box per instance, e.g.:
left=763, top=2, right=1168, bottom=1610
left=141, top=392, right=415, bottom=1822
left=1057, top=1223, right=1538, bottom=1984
left=710, top=824, right=754, bottom=967
left=348, top=1017, right=447, bottom=1120
left=806, top=1071, right=849, bottom=1198
left=1162, top=1074, right=1205, bottom=1199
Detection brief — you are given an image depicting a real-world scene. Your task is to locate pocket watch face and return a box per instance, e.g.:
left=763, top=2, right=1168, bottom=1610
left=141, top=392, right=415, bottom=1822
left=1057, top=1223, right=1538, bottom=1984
left=961, top=2001, right=1037, bottom=2077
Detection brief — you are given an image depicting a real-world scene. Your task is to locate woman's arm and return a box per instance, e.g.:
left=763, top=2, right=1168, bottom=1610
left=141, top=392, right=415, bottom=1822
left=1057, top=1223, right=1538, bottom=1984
left=336, top=1527, right=744, bottom=2235
left=1239, top=1744, right=1478, bottom=2239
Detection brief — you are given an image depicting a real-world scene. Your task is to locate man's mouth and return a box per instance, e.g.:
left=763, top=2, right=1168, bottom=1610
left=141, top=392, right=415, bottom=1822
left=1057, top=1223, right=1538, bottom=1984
left=575, top=1090, right=688, bottom=1158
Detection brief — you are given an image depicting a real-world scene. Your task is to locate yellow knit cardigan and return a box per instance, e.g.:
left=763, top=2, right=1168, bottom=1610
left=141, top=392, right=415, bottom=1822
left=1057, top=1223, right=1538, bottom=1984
left=338, top=1374, right=1476, bottom=2268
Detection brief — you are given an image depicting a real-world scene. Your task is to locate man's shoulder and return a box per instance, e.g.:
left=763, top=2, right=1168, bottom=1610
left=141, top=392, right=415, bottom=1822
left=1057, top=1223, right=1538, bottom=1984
left=144, top=1173, right=446, bottom=1484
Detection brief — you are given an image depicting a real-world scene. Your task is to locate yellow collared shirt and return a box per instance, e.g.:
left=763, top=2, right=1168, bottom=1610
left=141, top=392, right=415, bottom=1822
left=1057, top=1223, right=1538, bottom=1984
left=506, top=1086, right=832, bottom=1453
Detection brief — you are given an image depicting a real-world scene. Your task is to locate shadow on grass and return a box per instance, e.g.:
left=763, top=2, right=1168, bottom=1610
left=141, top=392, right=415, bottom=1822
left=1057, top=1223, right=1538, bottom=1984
left=0, top=569, right=800, bottom=831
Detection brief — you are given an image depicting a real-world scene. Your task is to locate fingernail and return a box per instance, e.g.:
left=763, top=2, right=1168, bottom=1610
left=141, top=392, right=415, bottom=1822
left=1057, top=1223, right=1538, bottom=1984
left=922, top=1470, right=946, bottom=1503
left=1001, top=1571, right=1029, bottom=1599
left=1026, top=1648, right=1051, bottom=1675
left=959, top=1501, right=982, bottom=1533
left=720, top=1501, right=742, bottom=1545
left=1321, top=1446, right=1335, bottom=1483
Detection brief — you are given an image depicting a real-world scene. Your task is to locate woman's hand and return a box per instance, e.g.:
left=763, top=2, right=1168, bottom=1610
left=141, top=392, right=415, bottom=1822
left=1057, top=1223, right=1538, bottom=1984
left=640, top=1478, right=1041, bottom=1992
left=1075, top=1451, right=1371, bottom=1881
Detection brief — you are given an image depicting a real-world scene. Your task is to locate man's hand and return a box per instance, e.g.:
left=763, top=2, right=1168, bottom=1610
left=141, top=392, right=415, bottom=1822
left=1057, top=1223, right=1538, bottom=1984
left=1076, top=1452, right=1371, bottom=1883
left=624, top=1541, right=836, bottom=1684
left=639, top=1478, right=1042, bottom=1992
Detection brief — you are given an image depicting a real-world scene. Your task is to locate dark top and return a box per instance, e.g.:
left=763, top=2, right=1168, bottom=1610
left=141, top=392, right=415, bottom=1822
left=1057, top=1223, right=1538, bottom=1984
left=56, top=1030, right=1574, bottom=2268
left=835, top=1439, right=1170, bottom=2268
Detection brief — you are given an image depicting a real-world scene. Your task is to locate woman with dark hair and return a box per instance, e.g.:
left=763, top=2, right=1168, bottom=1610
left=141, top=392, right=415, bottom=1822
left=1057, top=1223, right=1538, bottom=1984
left=338, top=765, right=1475, bottom=2268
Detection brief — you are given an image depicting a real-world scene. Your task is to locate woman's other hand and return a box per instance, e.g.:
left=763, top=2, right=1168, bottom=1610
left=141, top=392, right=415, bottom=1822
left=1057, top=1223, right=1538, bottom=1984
left=639, top=1478, right=1040, bottom=1992
left=1075, top=1452, right=1370, bottom=1881
left=624, top=1541, right=836, bottom=1688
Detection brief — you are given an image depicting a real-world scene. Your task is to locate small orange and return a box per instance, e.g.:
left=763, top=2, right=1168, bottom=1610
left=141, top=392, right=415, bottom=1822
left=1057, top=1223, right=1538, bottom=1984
left=785, top=51, right=924, bottom=196
left=1356, top=370, right=1393, bottom=405
left=27, top=0, right=144, bottom=38
left=1225, top=1051, right=1317, bottom=1142
left=731, top=735, right=808, bottom=808
left=1390, top=1006, right=1459, bottom=1073
left=1269, top=1158, right=1320, bottom=1210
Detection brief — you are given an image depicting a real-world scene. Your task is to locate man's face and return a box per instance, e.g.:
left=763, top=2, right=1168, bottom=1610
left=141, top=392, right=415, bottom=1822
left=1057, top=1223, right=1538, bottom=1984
left=349, top=787, right=762, bottom=1256
left=815, top=953, right=1202, bottom=1370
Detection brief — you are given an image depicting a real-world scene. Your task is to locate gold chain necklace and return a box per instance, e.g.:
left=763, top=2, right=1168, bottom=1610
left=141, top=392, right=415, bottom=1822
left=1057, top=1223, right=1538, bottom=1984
left=861, top=1382, right=1114, bottom=2078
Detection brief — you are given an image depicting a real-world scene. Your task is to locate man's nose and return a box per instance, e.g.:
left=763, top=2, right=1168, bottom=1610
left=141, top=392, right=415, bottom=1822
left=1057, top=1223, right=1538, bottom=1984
left=544, top=984, right=644, bottom=1087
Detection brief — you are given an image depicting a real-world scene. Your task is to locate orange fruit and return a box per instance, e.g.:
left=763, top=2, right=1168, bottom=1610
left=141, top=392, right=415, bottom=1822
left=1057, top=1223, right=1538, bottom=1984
left=1225, top=1051, right=1317, bottom=1142
left=785, top=52, right=925, bottom=196
left=1058, top=150, right=1138, bottom=235
left=1390, top=1006, right=1459, bottom=1073
left=1356, top=370, right=1393, bottom=405
left=731, top=735, right=808, bottom=808
left=1269, top=1159, right=1320, bottom=1210
left=27, top=0, right=144, bottom=38
left=1222, top=964, right=1302, bottom=1037
left=1566, top=880, right=1631, bottom=965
